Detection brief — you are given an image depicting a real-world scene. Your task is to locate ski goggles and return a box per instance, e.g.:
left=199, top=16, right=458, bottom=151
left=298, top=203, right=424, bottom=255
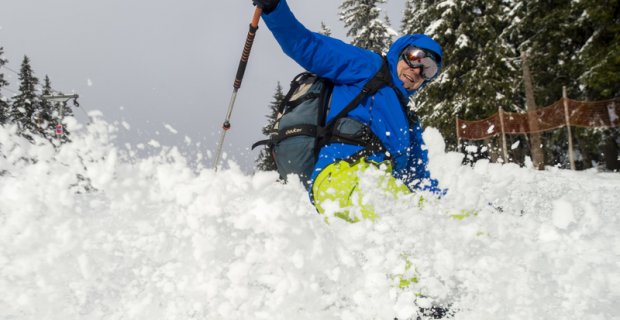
left=400, top=46, right=440, bottom=80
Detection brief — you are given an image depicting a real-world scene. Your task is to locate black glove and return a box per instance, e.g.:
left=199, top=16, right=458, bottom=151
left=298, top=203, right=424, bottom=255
left=253, top=0, right=280, bottom=14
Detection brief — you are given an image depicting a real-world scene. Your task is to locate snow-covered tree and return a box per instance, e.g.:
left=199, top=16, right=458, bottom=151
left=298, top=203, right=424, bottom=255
left=40, top=76, right=75, bottom=144
left=403, top=0, right=519, bottom=151
left=38, top=76, right=60, bottom=140
left=256, top=82, right=285, bottom=172
left=576, top=0, right=620, bottom=100
left=0, top=47, right=9, bottom=125
left=11, top=56, right=40, bottom=140
left=575, top=0, right=620, bottom=170
left=502, top=0, right=611, bottom=169
left=320, top=22, right=332, bottom=37
left=503, top=1, right=588, bottom=106
left=339, top=0, right=394, bottom=53
left=401, top=0, right=440, bottom=36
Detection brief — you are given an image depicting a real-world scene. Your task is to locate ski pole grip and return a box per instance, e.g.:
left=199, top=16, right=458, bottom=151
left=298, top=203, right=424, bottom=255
left=233, top=7, right=262, bottom=89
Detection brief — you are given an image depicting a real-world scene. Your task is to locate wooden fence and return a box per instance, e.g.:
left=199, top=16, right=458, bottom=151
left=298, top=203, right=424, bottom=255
left=456, top=91, right=620, bottom=169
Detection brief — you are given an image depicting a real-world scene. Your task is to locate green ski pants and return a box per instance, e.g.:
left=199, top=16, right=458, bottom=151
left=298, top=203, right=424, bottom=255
left=312, top=158, right=411, bottom=223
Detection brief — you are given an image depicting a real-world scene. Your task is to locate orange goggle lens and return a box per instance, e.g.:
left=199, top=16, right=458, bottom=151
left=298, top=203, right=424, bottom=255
left=401, top=47, right=439, bottom=80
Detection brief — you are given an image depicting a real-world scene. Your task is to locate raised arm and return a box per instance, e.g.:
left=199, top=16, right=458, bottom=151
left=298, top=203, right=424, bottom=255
left=259, top=0, right=381, bottom=84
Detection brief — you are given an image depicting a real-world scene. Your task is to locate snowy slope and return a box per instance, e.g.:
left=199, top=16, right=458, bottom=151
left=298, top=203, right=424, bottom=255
left=1, top=114, right=619, bottom=320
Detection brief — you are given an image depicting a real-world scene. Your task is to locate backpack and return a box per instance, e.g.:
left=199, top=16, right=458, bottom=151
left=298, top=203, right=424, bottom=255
left=253, top=58, right=393, bottom=187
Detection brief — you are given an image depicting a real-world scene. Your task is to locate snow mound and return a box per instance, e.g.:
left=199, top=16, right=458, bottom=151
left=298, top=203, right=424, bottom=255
left=1, top=117, right=619, bottom=320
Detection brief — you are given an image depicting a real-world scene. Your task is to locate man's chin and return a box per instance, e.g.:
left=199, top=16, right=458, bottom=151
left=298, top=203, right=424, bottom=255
left=403, top=82, right=421, bottom=90
left=400, top=78, right=422, bottom=90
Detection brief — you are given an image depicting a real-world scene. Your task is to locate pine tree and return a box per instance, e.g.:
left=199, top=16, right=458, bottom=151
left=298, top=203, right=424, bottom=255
left=403, top=0, right=519, bottom=151
left=11, top=56, right=40, bottom=140
left=40, top=78, right=75, bottom=144
left=339, top=0, right=393, bottom=53
left=577, top=0, right=620, bottom=100
left=38, top=76, right=58, bottom=140
left=575, top=0, right=620, bottom=169
left=399, top=0, right=617, bottom=168
left=56, top=91, right=75, bottom=144
left=320, top=22, right=332, bottom=37
left=256, top=82, right=285, bottom=172
left=579, top=0, right=620, bottom=170
left=401, top=0, right=441, bottom=36
left=502, top=0, right=605, bottom=168
left=400, top=0, right=415, bottom=32
left=0, top=47, right=9, bottom=125
left=503, top=1, right=588, bottom=106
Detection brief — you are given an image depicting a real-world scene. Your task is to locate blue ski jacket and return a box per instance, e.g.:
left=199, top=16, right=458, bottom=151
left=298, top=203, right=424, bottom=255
left=262, top=0, right=443, bottom=194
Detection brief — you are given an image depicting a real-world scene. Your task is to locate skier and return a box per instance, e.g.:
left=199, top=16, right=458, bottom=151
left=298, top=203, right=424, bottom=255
left=252, top=0, right=444, bottom=222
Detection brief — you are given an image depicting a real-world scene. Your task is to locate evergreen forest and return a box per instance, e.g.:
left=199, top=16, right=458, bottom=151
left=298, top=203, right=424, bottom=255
left=256, top=0, right=620, bottom=171
left=0, top=49, right=76, bottom=144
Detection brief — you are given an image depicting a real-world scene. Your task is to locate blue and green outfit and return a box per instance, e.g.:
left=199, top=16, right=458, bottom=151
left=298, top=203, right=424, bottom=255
left=261, top=0, right=444, bottom=220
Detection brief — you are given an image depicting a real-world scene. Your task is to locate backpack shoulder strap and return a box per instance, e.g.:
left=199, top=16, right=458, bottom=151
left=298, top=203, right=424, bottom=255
left=322, top=57, right=391, bottom=134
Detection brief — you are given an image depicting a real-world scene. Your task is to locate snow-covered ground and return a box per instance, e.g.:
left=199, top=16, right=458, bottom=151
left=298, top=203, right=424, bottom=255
left=1, top=114, right=619, bottom=320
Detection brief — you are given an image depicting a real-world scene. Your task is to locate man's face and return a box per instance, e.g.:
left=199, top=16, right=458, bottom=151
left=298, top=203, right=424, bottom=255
left=397, top=58, right=425, bottom=90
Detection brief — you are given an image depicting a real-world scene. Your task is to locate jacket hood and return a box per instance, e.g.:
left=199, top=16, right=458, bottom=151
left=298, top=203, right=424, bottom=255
left=386, top=34, right=443, bottom=97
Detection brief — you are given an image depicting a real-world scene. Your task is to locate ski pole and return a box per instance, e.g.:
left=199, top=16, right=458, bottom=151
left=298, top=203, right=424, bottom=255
left=214, top=7, right=263, bottom=171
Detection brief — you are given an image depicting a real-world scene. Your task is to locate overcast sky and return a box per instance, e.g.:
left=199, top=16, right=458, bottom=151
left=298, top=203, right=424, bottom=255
left=0, top=0, right=405, bottom=171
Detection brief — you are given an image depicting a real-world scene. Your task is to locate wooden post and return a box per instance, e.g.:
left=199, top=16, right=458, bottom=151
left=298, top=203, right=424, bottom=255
left=521, top=51, right=545, bottom=170
left=498, top=106, right=509, bottom=163
left=563, top=86, right=576, bottom=170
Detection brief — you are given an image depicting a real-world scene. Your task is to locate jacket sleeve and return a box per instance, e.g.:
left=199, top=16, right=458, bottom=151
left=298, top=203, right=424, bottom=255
left=261, top=0, right=381, bottom=84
